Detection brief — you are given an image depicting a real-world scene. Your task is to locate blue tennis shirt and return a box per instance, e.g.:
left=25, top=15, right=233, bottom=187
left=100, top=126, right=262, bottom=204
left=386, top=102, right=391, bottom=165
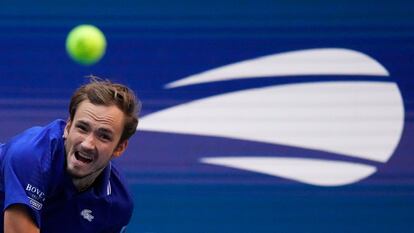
left=0, top=119, right=133, bottom=233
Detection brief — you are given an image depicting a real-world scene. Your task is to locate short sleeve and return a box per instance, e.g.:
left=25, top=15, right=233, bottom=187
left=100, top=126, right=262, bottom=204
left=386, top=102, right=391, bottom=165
left=2, top=132, right=55, bottom=228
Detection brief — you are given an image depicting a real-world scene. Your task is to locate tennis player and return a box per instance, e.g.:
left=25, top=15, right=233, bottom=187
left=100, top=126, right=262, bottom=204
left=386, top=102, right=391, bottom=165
left=0, top=77, right=141, bottom=233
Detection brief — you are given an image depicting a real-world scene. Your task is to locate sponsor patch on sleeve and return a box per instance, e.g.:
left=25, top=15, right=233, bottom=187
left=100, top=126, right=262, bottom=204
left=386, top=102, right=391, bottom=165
left=25, top=183, right=46, bottom=210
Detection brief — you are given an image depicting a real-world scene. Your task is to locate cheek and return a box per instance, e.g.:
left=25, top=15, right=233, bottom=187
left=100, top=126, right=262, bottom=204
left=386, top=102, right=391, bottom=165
left=66, top=132, right=83, bottom=146
left=103, top=145, right=116, bottom=155
left=99, top=144, right=118, bottom=158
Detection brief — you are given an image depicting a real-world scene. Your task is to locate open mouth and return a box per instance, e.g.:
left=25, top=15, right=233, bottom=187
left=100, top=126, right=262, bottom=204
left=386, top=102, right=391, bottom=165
left=75, top=151, right=93, bottom=164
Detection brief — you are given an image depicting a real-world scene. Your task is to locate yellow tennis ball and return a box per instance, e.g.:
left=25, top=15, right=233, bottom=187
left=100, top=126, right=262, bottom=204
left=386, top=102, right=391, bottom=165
left=66, top=24, right=107, bottom=65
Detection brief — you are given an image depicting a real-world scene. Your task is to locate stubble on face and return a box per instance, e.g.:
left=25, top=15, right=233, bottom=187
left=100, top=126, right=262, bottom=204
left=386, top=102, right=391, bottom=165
left=63, top=100, right=127, bottom=190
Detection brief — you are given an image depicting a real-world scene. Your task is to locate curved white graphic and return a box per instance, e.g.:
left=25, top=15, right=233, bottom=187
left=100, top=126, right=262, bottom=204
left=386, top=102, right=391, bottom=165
left=139, top=48, right=404, bottom=186
left=201, top=157, right=377, bottom=186
left=140, top=82, right=403, bottom=163
left=165, top=48, right=389, bottom=88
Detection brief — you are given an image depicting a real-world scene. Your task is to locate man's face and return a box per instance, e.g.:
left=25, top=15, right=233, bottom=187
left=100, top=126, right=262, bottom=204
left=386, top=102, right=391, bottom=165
left=64, top=100, right=127, bottom=179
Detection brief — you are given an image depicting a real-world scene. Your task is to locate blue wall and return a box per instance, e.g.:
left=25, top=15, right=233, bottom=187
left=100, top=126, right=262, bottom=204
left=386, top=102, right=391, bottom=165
left=0, top=1, right=413, bottom=232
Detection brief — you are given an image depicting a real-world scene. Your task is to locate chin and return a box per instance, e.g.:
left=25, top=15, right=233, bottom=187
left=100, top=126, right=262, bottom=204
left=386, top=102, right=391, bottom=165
left=66, top=164, right=89, bottom=179
left=66, top=167, right=82, bottom=178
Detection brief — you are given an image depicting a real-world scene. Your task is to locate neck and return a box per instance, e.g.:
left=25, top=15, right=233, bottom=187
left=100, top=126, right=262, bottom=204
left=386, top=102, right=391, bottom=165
left=72, top=168, right=104, bottom=192
left=73, top=177, right=94, bottom=192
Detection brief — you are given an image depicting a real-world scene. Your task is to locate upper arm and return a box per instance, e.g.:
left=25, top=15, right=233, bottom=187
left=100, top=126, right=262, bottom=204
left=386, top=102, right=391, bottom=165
left=2, top=137, right=53, bottom=228
left=4, top=204, right=39, bottom=233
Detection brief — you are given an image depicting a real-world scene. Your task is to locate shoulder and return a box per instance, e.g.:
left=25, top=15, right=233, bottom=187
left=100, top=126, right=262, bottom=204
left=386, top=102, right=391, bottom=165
left=2, top=119, right=66, bottom=172
left=0, top=120, right=67, bottom=225
left=6, top=119, right=65, bottom=154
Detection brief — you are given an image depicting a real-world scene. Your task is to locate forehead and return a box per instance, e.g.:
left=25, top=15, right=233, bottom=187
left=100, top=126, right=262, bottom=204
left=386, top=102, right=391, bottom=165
left=73, top=100, right=125, bottom=132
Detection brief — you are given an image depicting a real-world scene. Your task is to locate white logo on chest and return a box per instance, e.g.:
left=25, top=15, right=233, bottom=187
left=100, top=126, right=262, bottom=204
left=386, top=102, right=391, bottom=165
left=80, top=209, right=94, bottom=222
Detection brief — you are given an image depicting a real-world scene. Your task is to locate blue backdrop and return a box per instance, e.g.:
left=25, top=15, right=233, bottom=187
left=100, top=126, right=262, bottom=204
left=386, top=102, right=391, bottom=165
left=0, top=1, right=413, bottom=232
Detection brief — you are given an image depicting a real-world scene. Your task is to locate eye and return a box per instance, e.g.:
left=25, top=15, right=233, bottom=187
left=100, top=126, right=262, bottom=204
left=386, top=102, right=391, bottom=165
left=76, top=123, right=88, bottom=133
left=99, top=133, right=112, bottom=142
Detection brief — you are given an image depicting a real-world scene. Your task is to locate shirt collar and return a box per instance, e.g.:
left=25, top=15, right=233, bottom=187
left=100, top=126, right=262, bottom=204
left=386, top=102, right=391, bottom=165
left=63, top=162, right=112, bottom=198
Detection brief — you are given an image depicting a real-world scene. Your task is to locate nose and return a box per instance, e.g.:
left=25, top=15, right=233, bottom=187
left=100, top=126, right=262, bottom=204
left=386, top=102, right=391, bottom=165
left=80, top=133, right=96, bottom=151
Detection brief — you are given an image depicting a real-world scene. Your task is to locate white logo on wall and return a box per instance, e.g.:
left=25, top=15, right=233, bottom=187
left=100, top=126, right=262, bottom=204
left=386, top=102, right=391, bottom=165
left=81, top=209, right=94, bottom=222
left=139, top=48, right=405, bottom=187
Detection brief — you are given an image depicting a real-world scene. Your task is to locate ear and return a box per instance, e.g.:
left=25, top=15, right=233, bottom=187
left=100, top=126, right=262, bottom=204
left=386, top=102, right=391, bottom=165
left=63, top=119, right=72, bottom=139
left=113, top=140, right=128, bottom=158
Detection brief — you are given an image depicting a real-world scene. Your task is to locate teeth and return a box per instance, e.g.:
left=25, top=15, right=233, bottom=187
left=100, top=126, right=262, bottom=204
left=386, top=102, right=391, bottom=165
left=76, top=151, right=93, bottom=162
left=79, top=152, right=91, bottom=159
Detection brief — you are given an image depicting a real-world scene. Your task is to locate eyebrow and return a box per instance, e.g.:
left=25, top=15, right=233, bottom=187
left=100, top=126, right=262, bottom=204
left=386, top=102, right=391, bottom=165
left=76, top=120, right=89, bottom=127
left=97, top=128, right=114, bottom=135
left=76, top=120, right=114, bottom=135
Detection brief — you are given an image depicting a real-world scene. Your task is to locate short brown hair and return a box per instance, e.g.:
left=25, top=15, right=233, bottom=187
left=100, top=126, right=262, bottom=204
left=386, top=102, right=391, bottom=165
left=68, top=76, right=141, bottom=143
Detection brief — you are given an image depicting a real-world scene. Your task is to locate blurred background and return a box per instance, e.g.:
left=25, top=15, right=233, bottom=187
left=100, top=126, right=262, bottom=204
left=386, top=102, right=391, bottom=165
left=0, top=0, right=413, bottom=232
